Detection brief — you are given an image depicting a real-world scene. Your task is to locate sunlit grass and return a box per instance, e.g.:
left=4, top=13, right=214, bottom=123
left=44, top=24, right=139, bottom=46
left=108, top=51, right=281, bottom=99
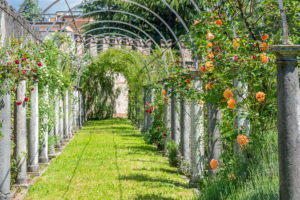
left=26, top=119, right=196, bottom=200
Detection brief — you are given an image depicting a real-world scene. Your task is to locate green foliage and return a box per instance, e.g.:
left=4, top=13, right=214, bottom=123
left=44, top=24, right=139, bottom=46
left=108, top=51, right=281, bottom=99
left=167, top=140, right=180, bottom=167
left=20, top=0, right=42, bottom=21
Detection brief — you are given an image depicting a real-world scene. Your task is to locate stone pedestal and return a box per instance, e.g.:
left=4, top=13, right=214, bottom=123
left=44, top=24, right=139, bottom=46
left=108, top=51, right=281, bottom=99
left=39, top=83, right=49, bottom=164
left=171, top=87, right=180, bottom=145
left=73, top=90, right=77, bottom=134
left=270, top=45, right=300, bottom=200
left=188, top=69, right=205, bottom=184
left=180, top=96, right=191, bottom=164
left=163, top=84, right=171, bottom=155
left=54, top=89, right=61, bottom=148
left=63, top=90, right=69, bottom=139
left=14, top=77, right=28, bottom=185
left=0, top=84, right=11, bottom=199
left=28, top=75, right=40, bottom=172
left=78, top=88, right=82, bottom=129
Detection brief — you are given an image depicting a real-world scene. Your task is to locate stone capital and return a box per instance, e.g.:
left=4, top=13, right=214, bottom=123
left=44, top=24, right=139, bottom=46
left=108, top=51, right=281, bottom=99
left=269, top=45, right=300, bottom=64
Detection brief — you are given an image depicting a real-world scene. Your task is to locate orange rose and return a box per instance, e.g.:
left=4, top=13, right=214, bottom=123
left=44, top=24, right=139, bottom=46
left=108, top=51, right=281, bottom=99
left=261, top=33, right=269, bottom=41
left=205, top=61, right=214, bottom=71
left=199, top=66, right=206, bottom=72
left=260, top=56, right=269, bottom=63
left=206, top=31, right=214, bottom=40
left=210, top=159, right=218, bottom=170
left=161, top=89, right=166, bottom=96
left=256, top=92, right=265, bottom=102
left=208, top=42, right=213, bottom=48
left=215, top=19, right=222, bottom=26
left=207, top=53, right=214, bottom=59
left=227, top=98, right=236, bottom=109
left=220, top=99, right=226, bottom=102
left=237, top=134, right=249, bottom=146
left=260, top=42, right=268, bottom=51
left=233, top=39, right=240, bottom=48
left=205, top=84, right=214, bottom=91
left=198, top=100, right=204, bottom=105
left=223, top=89, right=233, bottom=99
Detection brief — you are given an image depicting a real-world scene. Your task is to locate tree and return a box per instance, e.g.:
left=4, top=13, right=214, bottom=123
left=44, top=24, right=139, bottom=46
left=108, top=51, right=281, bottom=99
left=20, top=0, right=42, bottom=21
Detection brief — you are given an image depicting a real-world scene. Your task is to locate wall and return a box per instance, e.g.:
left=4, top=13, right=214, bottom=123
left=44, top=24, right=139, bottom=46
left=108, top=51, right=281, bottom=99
left=0, top=0, right=42, bottom=44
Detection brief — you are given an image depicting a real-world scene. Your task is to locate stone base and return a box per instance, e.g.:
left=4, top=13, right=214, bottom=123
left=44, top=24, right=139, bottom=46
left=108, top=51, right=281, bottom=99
left=12, top=183, right=29, bottom=189
left=39, top=162, right=50, bottom=167
left=38, top=157, right=49, bottom=164
left=27, top=164, right=40, bottom=172
left=55, top=147, right=62, bottom=152
left=60, top=139, right=65, bottom=144
left=28, top=171, right=41, bottom=177
left=48, top=154, right=57, bottom=159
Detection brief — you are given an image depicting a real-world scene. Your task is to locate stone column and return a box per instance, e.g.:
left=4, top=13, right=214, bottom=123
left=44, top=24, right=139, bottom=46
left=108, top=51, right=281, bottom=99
left=73, top=90, right=77, bottom=133
left=171, top=87, right=180, bottom=145
left=82, top=92, right=85, bottom=125
left=269, top=45, right=300, bottom=200
left=54, top=89, right=61, bottom=149
left=78, top=88, right=82, bottom=129
left=207, top=102, right=222, bottom=178
left=147, top=88, right=151, bottom=130
left=63, top=90, right=69, bottom=140
left=39, top=82, right=49, bottom=164
left=0, top=82, right=11, bottom=199
left=60, top=94, right=64, bottom=144
left=14, top=76, right=28, bottom=185
left=28, top=75, right=40, bottom=172
left=188, top=69, right=205, bottom=184
left=163, top=82, right=171, bottom=155
left=143, top=85, right=147, bottom=131
left=180, top=95, right=191, bottom=164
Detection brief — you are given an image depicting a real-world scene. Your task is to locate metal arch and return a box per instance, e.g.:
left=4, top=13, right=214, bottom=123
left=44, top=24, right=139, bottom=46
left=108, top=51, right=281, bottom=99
left=73, top=44, right=151, bottom=82
left=190, top=0, right=201, bottom=13
left=64, top=33, right=162, bottom=80
left=75, top=49, right=146, bottom=86
left=55, top=10, right=177, bottom=64
left=59, top=26, right=169, bottom=77
left=65, top=40, right=155, bottom=81
left=75, top=46, right=149, bottom=84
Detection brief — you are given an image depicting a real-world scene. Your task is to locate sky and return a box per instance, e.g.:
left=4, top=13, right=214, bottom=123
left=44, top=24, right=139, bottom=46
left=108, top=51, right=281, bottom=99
left=9, top=0, right=83, bottom=14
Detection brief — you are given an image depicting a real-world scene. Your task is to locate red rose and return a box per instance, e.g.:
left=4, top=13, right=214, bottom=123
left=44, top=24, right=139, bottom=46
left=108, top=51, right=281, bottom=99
left=186, top=79, right=190, bottom=84
left=158, top=104, right=161, bottom=106
left=146, top=109, right=149, bottom=113
left=37, top=62, right=41, bottom=67
left=253, top=56, right=257, bottom=60
left=22, top=58, right=26, bottom=62
left=158, top=127, right=160, bottom=130
left=163, top=133, right=167, bottom=137
left=31, top=88, right=34, bottom=91
left=8, top=62, right=11, bottom=65
left=31, top=69, right=35, bottom=73
left=23, top=70, right=27, bottom=75
left=24, top=97, right=29, bottom=102
left=150, top=106, right=154, bottom=111
left=16, top=100, right=22, bottom=106
left=15, top=60, right=20, bottom=64
left=164, top=97, right=167, bottom=100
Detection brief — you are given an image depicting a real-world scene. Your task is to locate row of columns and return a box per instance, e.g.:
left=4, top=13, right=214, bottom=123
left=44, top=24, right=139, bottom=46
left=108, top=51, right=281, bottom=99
left=0, top=75, right=87, bottom=199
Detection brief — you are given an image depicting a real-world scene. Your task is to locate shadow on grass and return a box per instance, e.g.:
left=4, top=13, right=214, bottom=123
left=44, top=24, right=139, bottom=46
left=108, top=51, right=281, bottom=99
left=61, top=132, right=92, bottom=199
left=134, top=167, right=177, bottom=174
left=113, top=133, right=123, bottom=200
left=119, top=174, right=190, bottom=189
left=131, top=194, right=176, bottom=200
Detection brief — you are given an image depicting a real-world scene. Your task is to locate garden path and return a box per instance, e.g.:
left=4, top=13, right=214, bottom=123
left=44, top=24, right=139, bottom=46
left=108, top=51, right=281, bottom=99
left=25, top=119, right=195, bottom=200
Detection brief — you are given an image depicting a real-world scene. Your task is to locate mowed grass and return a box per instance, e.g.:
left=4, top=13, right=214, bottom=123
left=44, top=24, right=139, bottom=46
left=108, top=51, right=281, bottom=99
left=26, top=119, right=196, bottom=200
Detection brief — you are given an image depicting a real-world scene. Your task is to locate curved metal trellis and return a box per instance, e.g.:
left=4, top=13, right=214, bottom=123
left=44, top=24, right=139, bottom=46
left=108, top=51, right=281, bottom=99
left=63, top=34, right=162, bottom=80
left=73, top=44, right=152, bottom=82
left=75, top=46, right=150, bottom=85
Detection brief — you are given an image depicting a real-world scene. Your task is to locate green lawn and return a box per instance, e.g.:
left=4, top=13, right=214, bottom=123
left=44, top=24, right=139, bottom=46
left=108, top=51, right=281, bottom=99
left=26, top=119, right=195, bottom=200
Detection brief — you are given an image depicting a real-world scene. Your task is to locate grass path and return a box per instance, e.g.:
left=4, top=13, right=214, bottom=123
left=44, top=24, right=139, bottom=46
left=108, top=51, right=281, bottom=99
left=26, top=119, right=195, bottom=200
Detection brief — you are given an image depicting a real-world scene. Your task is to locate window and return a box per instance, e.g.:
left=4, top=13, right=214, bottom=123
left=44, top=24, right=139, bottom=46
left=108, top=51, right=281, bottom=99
left=35, top=27, right=40, bottom=31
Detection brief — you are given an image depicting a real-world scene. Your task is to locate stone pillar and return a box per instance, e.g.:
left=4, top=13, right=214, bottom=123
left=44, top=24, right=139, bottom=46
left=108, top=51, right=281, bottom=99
left=39, top=83, right=49, bottom=164
left=147, top=88, right=151, bottom=130
left=0, top=82, right=11, bottom=199
left=188, top=69, right=205, bottom=184
left=171, top=87, right=180, bottom=145
left=180, top=95, right=191, bottom=164
left=28, top=75, right=40, bottom=172
left=59, top=94, right=64, bottom=144
left=63, top=90, right=69, bottom=140
left=143, top=85, right=147, bottom=131
left=207, top=102, right=222, bottom=178
left=269, top=45, right=300, bottom=200
left=163, top=83, right=171, bottom=155
left=82, top=92, right=85, bottom=125
left=73, top=89, right=77, bottom=134
left=54, top=89, right=61, bottom=149
left=78, top=88, right=82, bottom=129
left=14, top=76, right=28, bottom=185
